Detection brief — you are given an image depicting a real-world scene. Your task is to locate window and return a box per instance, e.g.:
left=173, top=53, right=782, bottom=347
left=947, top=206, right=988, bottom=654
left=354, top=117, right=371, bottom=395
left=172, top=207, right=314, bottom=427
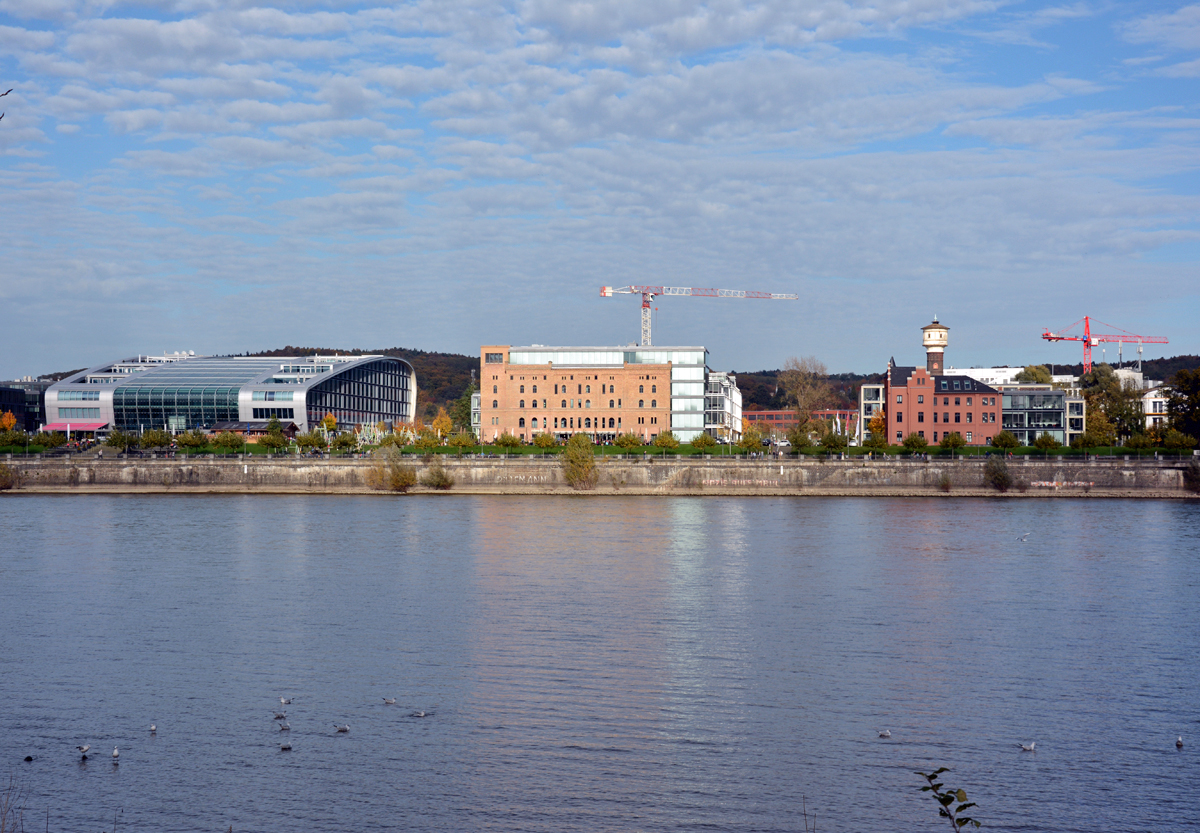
left=57, top=390, right=100, bottom=401
left=584, top=418, right=591, bottom=428
left=578, top=385, right=582, bottom=394
left=586, top=385, right=591, bottom=394
left=651, top=400, right=656, bottom=408
left=58, top=407, right=101, bottom=418
left=966, top=397, right=972, bottom=406
left=941, top=381, right=948, bottom=390
left=954, top=413, right=961, bottom=423
left=609, top=418, right=615, bottom=428
left=943, top=397, right=949, bottom=406
left=954, top=397, right=960, bottom=406
left=493, top=385, right=497, bottom=394
left=485, top=353, right=503, bottom=363
left=918, top=431, right=925, bottom=438
left=953, top=381, right=960, bottom=390
left=585, top=400, right=591, bottom=408
left=918, top=412, right=924, bottom=423
left=554, top=418, right=559, bottom=429
left=639, top=385, right=644, bottom=393
left=966, top=413, right=972, bottom=423
left=519, top=400, right=525, bottom=408
left=532, top=385, right=537, bottom=394
left=609, top=400, right=614, bottom=408
left=531, top=418, right=538, bottom=428
left=531, top=400, right=537, bottom=408
left=561, top=400, right=567, bottom=408
left=896, top=394, right=903, bottom=403
left=519, top=418, right=525, bottom=427
left=934, top=432, right=938, bottom=442
left=651, top=385, right=656, bottom=393
left=966, top=432, right=973, bottom=442
left=520, top=385, right=524, bottom=393
left=639, top=400, right=644, bottom=408
left=933, top=412, right=938, bottom=423
left=601, top=385, right=606, bottom=394
left=896, top=431, right=902, bottom=441
left=251, top=408, right=294, bottom=419
left=252, top=391, right=293, bottom=401
left=918, top=395, right=924, bottom=404
left=542, top=400, right=546, bottom=408
left=944, top=413, right=949, bottom=423
left=897, top=412, right=903, bottom=423
left=492, top=400, right=498, bottom=408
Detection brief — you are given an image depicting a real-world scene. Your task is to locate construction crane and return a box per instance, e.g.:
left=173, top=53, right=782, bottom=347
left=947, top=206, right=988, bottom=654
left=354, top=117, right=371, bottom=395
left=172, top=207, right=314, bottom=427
left=601, top=285, right=799, bottom=346
left=1041, top=316, right=1168, bottom=373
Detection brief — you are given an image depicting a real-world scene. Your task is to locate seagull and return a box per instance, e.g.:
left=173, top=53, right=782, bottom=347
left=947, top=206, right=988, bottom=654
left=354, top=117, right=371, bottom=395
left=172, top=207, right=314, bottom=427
left=1020, top=741, right=1036, bottom=752
left=278, top=722, right=290, bottom=731
left=280, top=697, right=292, bottom=705
left=0, top=90, right=11, bottom=97
left=411, top=710, right=427, bottom=718
left=383, top=698, right=396, bottom=705
left=150, top=724, right=156, bottom=734
left=878, top=730, right=891, bottom=738
left=112, top=747, right=119, bottom=762
left=280, top=740, right=292, bottom=751
left=334, top=724, right=350, bottom=733
left=76, top=744, right=91, bottom=756
left=1017, top=532, right=1031, bottom=542
left=273, top=711, right=287, bottom=720
left=1178, top=736, right=1184, bottom=749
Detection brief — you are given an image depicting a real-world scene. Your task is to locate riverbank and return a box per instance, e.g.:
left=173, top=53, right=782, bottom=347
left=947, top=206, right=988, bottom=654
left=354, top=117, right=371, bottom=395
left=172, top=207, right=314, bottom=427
left=2, top=455, right=1196, bottom=497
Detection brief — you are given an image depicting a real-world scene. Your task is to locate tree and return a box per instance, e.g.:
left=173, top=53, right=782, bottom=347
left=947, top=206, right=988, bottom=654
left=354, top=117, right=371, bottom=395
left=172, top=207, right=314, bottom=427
left=991, top=430, right=1019, bottom=450
left=321, top=413, right=338, bottom=432
left=139, top=429, right=173, bottom=449
left=447, top=430, right=477, bottom=454
left=1033, top=432, right=1062, bottom=450
left=785, top=425, right=814, bottom=452
left=258, top=431, right=288, bottom=451
left=105, top=430, right=137, bottom=452
left=939, top=431, right=966, bottom=453
left=0, top=429, right=26, bottom=449
left=532, top=431, right=557, bottom=449
left=176, top=429, right=207, bottom=450
left=820, top=429, right=848, bottom=452
left=331, top=432, right=358, bottom=453
left=1014, top=365, right=1052, bottom=383
left=779, top=356, right=832, bottom=432
left=266, top=415, right=283, bottom=434
left=737, top=424, right=764, bottom=452
left=561, top=433, right=598, bottom=489
left=450, top=384, right=477, bottom=431
left=33, top=431, right=66, bottom=448
left=902, top=432, right=928, bottom=453
left=690, top=432, right=716, bottom=451
left=1167, top=367, right=1200, bottom=438
left=983, top=457, right=1012, bottom=492
left=614, top=432, right=643, bottom=450
left=431, top=407, right=453, bottom=438
left=366, top=448, right=417, bottom=492
left=864, top=409, right=887, bottom=450
left=916, top=768, right=982, bottom=832
left=0, top=411, right=15, bottom=432
left=1085, top=407, right=1117, bottom=447
left=494, top=432, right=522, bottom=449
left=419, top=457, right=455, bottom=489
left=413, top=428, right=440, bottom=452
left=1163, top=429, right=1197, bottom=450
left=213, top=431, right=245, bottom=452
left=296, top=431, right=325, bottom=451
left=653, top=430, right=680, bottom=450
left=1125, top=433, right=1155, bottom=450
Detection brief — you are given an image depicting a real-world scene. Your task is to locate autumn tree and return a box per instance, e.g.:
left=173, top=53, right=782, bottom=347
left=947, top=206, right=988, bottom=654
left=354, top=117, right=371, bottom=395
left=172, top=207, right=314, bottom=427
left=0, top=411, right=15, bottom=432
left=778, top=356, right=832, bottom=432
left=863, top=410, right=888, bottom=450
left=431, top=407, right=453, bottom=438
left=901, top=432, right=928, bottom=453
left=690, top=432, right=716, bottom=451
left=532, top=432, right=557, bottom=449
left=213, top=431, right=245, bottom=452
left=614, top=432, right=643, bottom=449
left=653, top=430, right=680, bottom=450
left=737, top=424, right=764, bottom=452
left=494, top=432, right=522, bottom=449
left=1033, top=432, right=1062, bottom=450
left=447, top=430, right=477, bottom=454
left=561, top=433, right=598, bottom=489
left=139, top=429, right=173, bottom=449
left=1015, top=365, right=1052, bottom=383
left=321, top=413, right=338, bottom=432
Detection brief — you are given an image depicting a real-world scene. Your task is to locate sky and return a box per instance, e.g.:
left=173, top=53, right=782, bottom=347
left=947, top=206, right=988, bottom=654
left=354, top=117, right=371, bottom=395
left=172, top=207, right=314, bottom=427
left=1, top=0, right=1198, bottom=379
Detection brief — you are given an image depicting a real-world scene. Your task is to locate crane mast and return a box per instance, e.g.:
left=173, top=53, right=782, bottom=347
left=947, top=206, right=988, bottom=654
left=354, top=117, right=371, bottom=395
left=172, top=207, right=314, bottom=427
left=601, top=285, right=798, bottom=346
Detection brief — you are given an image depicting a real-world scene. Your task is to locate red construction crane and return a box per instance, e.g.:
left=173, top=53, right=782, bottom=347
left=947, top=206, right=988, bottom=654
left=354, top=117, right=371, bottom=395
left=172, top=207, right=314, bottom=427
left=601, top=285, right=798, bottom=347
left=1041, top=316, right=1168, bottom=373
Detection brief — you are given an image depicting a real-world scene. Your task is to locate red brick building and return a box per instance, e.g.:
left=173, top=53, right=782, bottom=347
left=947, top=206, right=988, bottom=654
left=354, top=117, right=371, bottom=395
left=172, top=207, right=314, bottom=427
left=884, top=361, right=1000, bottom=446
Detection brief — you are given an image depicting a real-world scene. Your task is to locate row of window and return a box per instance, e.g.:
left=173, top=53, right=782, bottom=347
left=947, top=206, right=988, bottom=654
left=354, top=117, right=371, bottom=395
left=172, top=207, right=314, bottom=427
left=57, top=390, right=100, bottom=401
left=897, top=411, right=996, bottom=424
left=58, top=408, right=100, bottom=418
left=503, top=383, right=656, bottom=395
left=907, top=431, right=976, bottom=442
left=898, top=395, right=997, bottom=407
left=517, top=417, right=624, bottom=430
left=252, top=408, right=295, bottom=419
left=497, top=399, right=659, bottom=410
left=252, top=391, right=294, bottom=401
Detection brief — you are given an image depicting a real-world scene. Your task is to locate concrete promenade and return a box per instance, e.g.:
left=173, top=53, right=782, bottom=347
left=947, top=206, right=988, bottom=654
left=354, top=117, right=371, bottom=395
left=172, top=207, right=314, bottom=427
left=2, top=453, right=1196, bottom=497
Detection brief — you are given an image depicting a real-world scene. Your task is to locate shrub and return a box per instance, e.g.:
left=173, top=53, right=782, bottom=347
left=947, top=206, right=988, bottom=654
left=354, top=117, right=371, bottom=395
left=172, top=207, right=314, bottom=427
left=1163, top=429, right=1197, bottom=450
left=213, top=431, right=245, bottom=452
left=614, top=432, right=643, bottom=450
left=34, top=431, right=67, bottom=449
left=296, top=431, right=325, bottom=451
left=1125, top=433, right=1155, bottom=449
left=938, top=472, right=952, bottom=493
left=737, top=425, right=764, bottom=453
left=0, top=429, right=27, bottom=448
left=862, top=432, right=888, bottom=451
left=1032, top=432, right=1062, bottom=451
left=991, top=430, right=1019, bottom=450
left=367, top=449, right=418, bottom=492
left=562, top=433, right=598, bottom=490
left=419, top=457, right=454, bottom=489
left=653, top=430, right=680, bottom=450
left=494, top=432, right=522, bottom=450
left=983, top=457, right=1012, bottom=492
left=901, top=432, right=928, bottom=453
left=690, top=432, right=717, bottom=451
left=258, top=431, right=288, bottom=451
left=331, top=432, right=359, bottom=452
left=820, top=431, right=848, bottom=452
left=176, top=429, right=208, bottom=450
left=0, top=462, right=16, bottom=491
left=532, top=432, right=557, bottom=449
left=105, top=430, right=137, bottom=451
left=786, top=425, right=815, bottom=451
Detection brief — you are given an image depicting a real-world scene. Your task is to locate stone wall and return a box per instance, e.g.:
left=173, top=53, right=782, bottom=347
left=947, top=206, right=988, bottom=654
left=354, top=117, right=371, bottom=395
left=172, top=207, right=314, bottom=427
left=3, top=454, right=1196, bottom=496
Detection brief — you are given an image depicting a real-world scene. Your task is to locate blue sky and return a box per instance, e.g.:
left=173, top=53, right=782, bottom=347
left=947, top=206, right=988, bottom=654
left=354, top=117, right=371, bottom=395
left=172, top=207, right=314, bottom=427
left=1, top=0, right=1198, bottom=378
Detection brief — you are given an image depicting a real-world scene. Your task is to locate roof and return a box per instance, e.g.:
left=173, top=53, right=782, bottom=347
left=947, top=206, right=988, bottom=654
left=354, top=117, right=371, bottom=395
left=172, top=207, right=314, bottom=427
left=890, top=366, right=917, bottom=387
left=43, top=422, right=107, bottom=431
left=211, top=421, right=298, bottom=432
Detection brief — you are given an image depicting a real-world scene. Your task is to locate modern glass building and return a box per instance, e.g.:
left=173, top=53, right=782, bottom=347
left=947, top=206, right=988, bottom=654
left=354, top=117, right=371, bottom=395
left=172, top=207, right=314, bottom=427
left=996, top=384, right=1086, bottom=446
left=45, top=353, right=415, bottom=434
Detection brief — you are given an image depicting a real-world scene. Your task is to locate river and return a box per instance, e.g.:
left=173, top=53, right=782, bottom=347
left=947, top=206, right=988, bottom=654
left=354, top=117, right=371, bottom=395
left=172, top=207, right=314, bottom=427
left=1, top=495, right=1197, bottom=832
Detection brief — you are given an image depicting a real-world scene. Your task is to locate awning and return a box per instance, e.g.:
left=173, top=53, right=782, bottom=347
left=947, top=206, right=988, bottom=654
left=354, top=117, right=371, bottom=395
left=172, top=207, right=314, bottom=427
left=43, top=422, right=109, bottom=432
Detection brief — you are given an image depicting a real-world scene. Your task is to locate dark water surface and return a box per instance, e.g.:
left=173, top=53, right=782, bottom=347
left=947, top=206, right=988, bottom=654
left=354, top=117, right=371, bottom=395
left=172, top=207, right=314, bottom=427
left=1, top=496, right=1197, bottom=832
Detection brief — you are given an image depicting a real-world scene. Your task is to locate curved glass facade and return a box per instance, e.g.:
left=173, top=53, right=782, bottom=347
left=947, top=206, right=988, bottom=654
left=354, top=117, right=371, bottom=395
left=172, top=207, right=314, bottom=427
left=305, top=358, right=412, bottom=428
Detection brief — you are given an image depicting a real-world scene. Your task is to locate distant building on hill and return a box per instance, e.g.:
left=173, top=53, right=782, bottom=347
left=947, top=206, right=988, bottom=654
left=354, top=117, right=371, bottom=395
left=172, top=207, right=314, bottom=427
left=44, top=352, right=415, bottom=435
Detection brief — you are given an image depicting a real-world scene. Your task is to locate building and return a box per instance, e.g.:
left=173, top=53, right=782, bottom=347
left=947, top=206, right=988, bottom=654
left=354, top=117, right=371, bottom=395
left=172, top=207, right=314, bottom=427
left=886, top=362, right=1001, bottom=446
left=0, top=378, right=51, bottom=432
left=858, top=384, right=884, bottom=444
left=705, top=372, right=743, bottom=442
left=0, top=386, right=27, bottom=433
left=1142, top=386, right=1169, bottom=430
left=944, top=366, right=1027, bottom=388
left=994, top=384, right=1086, bottom=446
left=479, top=345, right=713, bottom=442
left=44, top=352, right=416, bottom=435
left=743, top=408, right=858, bottom=437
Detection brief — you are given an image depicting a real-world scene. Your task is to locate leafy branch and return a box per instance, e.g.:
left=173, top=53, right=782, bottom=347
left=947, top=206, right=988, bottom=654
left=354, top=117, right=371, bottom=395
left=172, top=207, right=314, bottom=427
left=916, top=768, right=981, bottom=830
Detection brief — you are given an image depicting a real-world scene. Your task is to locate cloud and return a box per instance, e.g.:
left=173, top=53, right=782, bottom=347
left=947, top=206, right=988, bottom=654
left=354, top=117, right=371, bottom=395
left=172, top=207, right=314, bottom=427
left=1123, top=4, right=1200, bottom=51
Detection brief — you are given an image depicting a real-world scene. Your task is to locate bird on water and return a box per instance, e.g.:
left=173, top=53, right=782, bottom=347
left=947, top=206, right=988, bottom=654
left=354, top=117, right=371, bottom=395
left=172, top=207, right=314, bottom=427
left=150, top=724, right=156, bottom=734
left=334, top=724, right=350, bottom=733
left=280, top=697, right=292, bottom=705
left=112, top=747, right=119, bottom=763
left=1178, top=736, right=1184, bottom=749
left=383, top=698, right=396, bottom=705
left=279, top=722, right=290, bottom=731
left=878, top=730, right=891, bottom=738
left=274, top=711, right=287, bottom=720
left=280, top=740, right=292, bottom=751
left=1020, top=742, right=1036, bottom=752
left=1017, top=532, right=1031, bottom=542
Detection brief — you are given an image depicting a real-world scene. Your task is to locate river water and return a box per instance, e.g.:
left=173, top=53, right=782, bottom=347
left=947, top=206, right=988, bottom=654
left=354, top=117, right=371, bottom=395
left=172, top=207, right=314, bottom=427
left=1, top=495, right=1197, bottom=832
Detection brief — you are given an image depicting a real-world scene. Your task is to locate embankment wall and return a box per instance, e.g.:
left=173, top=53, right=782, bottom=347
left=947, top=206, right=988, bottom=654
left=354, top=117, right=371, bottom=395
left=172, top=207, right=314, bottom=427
left=2, top=454, right=1197, bottom=497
